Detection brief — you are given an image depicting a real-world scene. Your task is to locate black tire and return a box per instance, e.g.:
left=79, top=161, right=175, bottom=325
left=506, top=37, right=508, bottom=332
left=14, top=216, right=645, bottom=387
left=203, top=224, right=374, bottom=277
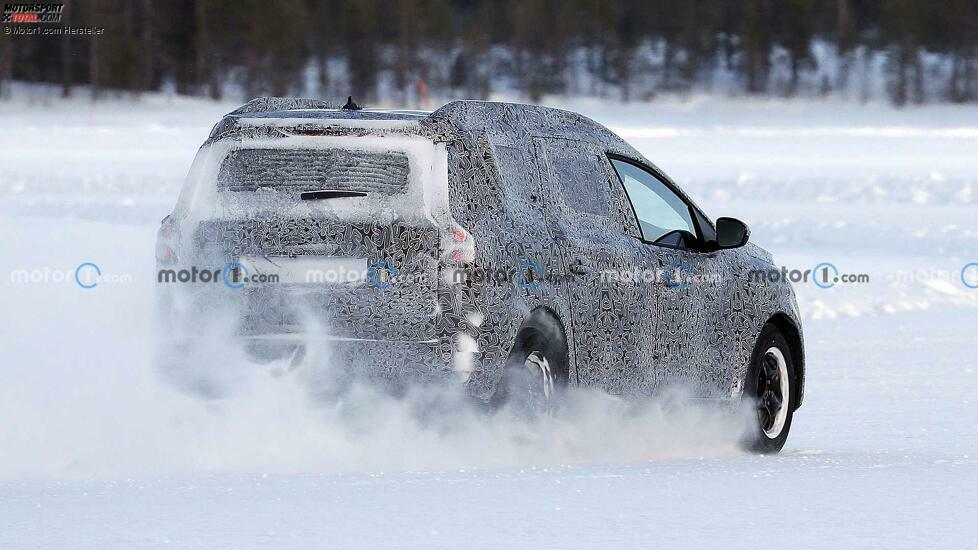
left=492, top=310, right=570, bottom=416
left=742, top=324, right=797, bottom=454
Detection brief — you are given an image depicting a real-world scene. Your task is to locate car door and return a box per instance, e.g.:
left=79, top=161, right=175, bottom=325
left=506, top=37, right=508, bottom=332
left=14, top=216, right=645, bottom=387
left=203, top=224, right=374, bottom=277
left=534, top=137, right=648, bottom=392
left=607, top=156, right=729, bottom=397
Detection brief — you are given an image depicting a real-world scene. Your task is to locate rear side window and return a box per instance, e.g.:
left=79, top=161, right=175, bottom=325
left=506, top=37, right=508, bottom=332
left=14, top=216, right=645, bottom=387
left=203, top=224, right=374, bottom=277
left=494, top=145, right=535, bottom=191
left=610, top=158, right=697, bottom=243
left=545, top=145, right=610, bottom=217
left=218, top=148, right=410, bottom=194
left=494, top=144, right=542, bottom=205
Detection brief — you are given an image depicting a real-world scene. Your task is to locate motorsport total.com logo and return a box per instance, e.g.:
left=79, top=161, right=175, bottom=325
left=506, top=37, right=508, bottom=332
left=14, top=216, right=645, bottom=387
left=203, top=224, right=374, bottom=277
left=1, top=3, right=63, bottom=23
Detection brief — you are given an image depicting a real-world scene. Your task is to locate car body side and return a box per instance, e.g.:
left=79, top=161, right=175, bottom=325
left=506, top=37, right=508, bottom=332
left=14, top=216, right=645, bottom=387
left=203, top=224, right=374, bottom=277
left=157, top=98, right=805, bottom=408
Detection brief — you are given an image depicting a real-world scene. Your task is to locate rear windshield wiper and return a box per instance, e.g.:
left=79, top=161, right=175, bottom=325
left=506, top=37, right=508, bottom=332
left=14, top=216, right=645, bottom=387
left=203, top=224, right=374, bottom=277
left=300, top=189, right=368, bottom=200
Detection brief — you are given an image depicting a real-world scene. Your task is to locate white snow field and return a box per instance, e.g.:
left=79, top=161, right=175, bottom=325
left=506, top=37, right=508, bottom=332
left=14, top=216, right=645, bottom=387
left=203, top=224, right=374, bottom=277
left=1, top=88, right=977, bottom=549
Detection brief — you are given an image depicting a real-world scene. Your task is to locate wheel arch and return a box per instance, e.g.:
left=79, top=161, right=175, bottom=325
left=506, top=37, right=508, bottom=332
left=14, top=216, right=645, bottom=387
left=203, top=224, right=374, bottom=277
left=512, top=306, right=571, bottom=380
left=520, top=305, right=567, bottom=331
left=489, top=305, right=571, bottom=407
left=766, top=312, right=805, bottom=410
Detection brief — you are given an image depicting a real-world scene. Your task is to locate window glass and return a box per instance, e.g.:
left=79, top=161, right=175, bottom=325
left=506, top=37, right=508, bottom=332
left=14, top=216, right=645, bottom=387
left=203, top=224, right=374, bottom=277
left=493, top=143, right=546, bottom=219
left=547, top=146, right=610, bottom=216
left=218, top=148, right=409, bottom=194
left=494, top=144, right=535, bottom=191
left=610, top=158, right=696, bottom=243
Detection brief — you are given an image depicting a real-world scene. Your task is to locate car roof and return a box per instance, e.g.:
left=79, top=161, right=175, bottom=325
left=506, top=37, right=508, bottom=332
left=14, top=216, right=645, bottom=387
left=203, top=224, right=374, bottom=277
left=233, top=109, right=431, bottom=122
left=211, top=97, right=637, bottom=165
left=212, top=96, right=640, bottom=172
left=220, top=97, right=611, bottom=138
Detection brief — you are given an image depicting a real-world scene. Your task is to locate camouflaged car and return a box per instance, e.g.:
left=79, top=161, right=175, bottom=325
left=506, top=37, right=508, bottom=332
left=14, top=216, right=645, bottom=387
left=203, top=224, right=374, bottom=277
left=156, top=97, right=805, bottom=452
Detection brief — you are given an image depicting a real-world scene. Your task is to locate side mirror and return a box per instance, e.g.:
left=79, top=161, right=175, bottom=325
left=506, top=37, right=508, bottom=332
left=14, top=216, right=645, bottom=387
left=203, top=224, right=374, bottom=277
left=715, top=217, right=750, bottom=249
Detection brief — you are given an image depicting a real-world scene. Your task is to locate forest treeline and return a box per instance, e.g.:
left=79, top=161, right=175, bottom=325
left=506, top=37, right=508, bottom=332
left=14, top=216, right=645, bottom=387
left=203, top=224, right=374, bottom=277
left=2, top=0, right=977, bottom=106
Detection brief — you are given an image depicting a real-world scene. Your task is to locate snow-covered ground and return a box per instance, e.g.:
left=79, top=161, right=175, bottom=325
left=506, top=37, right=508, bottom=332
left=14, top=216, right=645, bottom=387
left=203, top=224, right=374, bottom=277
left=1, top=90, right=976, bottom=548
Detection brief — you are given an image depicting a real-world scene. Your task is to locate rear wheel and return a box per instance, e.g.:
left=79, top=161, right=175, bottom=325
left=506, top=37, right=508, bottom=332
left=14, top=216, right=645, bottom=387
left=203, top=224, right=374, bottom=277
left=510, top=348, right=557, bottom=415
left=743, top=324, right=796, bottom=453
left=493, top=311, right=569, bottom=416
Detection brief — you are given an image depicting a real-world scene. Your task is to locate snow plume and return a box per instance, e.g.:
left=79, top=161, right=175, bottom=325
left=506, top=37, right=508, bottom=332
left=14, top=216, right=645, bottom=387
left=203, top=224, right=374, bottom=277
left=0, top=309, right=752, bottom=480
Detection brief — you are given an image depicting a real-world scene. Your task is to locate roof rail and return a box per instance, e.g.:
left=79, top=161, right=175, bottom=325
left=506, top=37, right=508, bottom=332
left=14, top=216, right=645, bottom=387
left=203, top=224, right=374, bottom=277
left=228, top=97, right=340, bottom=115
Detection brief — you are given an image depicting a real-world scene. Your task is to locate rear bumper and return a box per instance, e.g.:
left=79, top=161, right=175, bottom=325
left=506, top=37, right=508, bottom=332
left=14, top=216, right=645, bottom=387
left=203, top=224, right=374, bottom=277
left=241, top=333, right=458, bottom=389
left=156, top=284, right=484, bottom=397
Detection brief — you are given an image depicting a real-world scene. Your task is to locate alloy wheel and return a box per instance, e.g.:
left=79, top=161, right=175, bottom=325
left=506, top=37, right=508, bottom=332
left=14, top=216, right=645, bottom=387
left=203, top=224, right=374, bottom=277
left=524, top=350, right=555, bottom=413
left=756, top=346, right=790, bottom=438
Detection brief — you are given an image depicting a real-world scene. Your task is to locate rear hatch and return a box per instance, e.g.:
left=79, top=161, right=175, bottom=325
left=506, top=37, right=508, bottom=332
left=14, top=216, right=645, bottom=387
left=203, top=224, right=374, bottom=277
left=188, top=135, right=447, bottom=342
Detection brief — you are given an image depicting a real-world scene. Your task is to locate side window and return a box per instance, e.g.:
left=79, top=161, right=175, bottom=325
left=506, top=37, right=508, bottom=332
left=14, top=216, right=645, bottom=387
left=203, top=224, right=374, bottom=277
left=610, top=158, right=697, bottom=244
left=494, top=144, right=538, bottom=199
left=546, top=144, right=610, bottom=217
left=492, top=142, right=548, bottom=224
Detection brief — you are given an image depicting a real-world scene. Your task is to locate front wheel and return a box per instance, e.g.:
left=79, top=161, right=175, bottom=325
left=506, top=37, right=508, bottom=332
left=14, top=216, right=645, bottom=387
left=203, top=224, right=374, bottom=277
left=742, top=324, right=796, bottom=454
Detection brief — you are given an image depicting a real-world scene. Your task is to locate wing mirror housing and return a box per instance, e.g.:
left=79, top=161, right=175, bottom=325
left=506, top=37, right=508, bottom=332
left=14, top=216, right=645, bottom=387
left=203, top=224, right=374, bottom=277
left=715, top=217, right=750, bottom=249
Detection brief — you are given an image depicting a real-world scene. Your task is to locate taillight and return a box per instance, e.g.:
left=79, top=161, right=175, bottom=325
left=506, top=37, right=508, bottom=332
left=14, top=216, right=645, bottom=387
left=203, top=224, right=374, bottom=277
left=156, top=216, right=179, bottom=264
left=442, top=223, right=474, bottom=264
left=156, top=243, right=176, bottom=263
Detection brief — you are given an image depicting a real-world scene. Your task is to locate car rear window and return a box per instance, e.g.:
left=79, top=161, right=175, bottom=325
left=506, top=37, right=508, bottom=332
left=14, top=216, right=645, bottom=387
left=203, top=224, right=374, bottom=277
left=218, top=148, right=410, bottom=193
